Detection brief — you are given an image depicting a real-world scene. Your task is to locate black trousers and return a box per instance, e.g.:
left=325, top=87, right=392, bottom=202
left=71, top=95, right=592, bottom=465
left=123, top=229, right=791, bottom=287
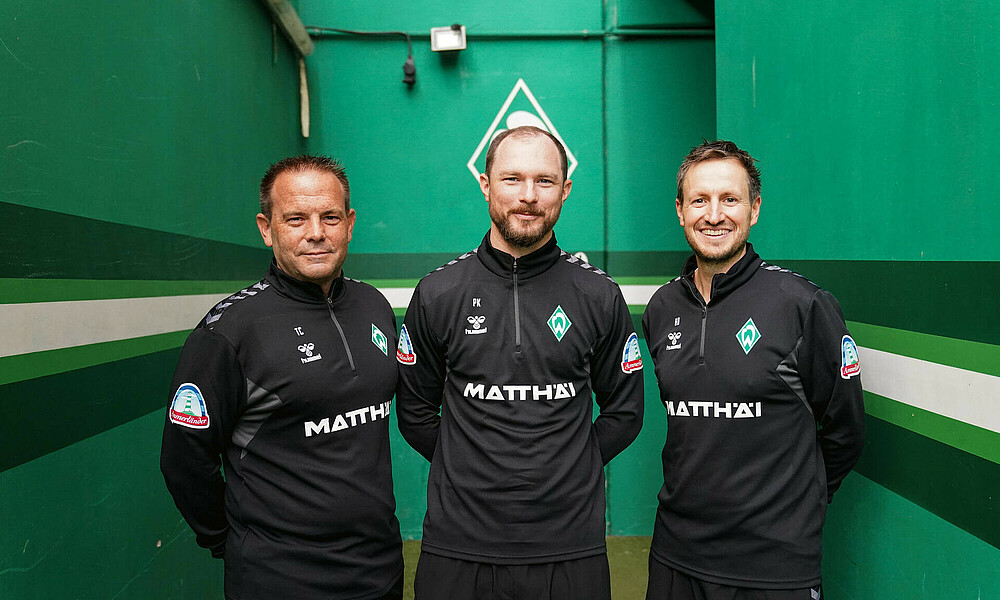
left=414, top=552, right=611, bottom=600
left=646, top=557, right=822, bottom=600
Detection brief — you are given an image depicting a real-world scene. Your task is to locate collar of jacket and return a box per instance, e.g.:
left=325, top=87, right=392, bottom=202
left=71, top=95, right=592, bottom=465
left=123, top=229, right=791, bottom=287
left=264, top=259, right=347, bottom=304
left=680, top=242, right=762, bottom=304
left=476, top=232, right=562, bottom=281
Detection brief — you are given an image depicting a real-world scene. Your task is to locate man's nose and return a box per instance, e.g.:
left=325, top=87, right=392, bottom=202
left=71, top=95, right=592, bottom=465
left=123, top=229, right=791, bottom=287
left=305, top=217, right=325, bottom=240
left=521, top=182, right=537, bottom=202
left=706, top=199, right=724, bottom=222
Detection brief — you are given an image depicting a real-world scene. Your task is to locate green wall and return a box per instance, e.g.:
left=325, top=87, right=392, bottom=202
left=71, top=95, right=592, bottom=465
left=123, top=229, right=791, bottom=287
left=716, top=2, right=1000, bottom=597
left=10, top=0, right=993, bottom=598
left=1, top=1, right=305, bottom=597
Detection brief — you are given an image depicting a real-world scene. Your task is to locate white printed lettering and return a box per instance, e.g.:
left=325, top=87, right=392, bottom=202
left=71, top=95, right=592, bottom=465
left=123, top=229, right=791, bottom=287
left=304, top=419, right=330, bottom=437
left=462, top=380, right=579, bottom=402
left=666, top=401, right=763, bottom=419
left=533, top=385, right=553, bottom=400
left=303, top=403, right=392, bottom=438
left=690, top=401, right=712, bottom=417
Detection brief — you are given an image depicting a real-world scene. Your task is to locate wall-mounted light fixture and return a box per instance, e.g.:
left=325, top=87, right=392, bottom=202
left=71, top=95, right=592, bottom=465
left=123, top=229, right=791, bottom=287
left=430, top=24, right=467, bottom=52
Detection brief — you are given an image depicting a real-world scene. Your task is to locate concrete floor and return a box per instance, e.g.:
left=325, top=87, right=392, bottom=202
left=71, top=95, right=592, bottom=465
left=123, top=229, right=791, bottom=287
left=400, top=536, right=652, bottom=599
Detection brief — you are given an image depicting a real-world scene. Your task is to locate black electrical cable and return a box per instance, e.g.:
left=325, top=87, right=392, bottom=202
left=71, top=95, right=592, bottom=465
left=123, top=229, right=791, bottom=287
left=305, top=26, right=416, bottom=86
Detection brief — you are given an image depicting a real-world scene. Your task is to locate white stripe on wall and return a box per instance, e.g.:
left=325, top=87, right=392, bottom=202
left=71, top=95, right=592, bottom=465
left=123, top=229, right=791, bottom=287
left=621, top=285, right=662, bottom=306
left=1, top=287, right=413, bottom=357
left=381, top=287, right=415, bottom=309
left=858, top=347, right=1000, bottom=434
left=5, top=286, right=997, bottom=438
left=0, top=294, right=229, bottom=358
left=386, top=285, right=658, bottom=309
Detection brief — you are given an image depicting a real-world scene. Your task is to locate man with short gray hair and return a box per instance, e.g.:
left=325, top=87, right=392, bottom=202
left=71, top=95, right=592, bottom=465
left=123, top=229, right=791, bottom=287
left=161, top=155, right=403, bottom=600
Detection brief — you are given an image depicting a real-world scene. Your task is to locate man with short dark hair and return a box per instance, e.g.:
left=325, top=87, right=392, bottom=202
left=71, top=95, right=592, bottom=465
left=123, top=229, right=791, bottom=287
left=642, top=140, right=866, bottom=599
left=161, top=155, right=403, bottom=600
left=396, top=126, right=645, bottom=600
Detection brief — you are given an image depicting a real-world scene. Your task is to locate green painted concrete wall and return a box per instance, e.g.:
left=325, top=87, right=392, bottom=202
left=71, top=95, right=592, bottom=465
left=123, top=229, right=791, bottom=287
left=9, top=0, right=996, bottom=597
left=716, top=2, right=1000, bottom=597
left=1, top=1, right=305, bottom=597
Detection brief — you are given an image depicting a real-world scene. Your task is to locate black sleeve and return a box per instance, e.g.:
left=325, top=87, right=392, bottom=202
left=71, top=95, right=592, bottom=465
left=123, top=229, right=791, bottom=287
left=799, top=290, right=867, bottom=501
left=160, top=326, right=242, bottom=557
left=590, top=289, right=645, bottom=464
left=395, top=285, right=447, bottom=461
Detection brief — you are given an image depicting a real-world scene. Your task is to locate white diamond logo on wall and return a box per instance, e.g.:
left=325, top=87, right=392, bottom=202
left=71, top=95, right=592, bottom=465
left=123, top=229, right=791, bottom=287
left=467, top=78, right=578, bottom=182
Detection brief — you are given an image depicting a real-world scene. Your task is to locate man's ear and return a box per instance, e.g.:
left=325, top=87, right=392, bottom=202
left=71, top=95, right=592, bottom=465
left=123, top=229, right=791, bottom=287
left=256, top=213, right=274, bottom=247
left=561, top=179, right=572, bottom=204
left=479, top=172, right=490, bottom=201
left=345, top=208, right=356, bottom=243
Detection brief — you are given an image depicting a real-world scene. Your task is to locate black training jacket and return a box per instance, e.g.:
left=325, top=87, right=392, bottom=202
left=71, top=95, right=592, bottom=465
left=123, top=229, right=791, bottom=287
left=642, top=244, right=866, bottom=588
left=160, top=261, right=402, bottom=600
left=396, top=234, right=644, bottom=564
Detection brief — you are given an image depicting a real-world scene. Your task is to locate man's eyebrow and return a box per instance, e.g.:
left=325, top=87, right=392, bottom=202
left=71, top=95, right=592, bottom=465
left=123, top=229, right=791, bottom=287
left=686, top=186, right=742, bottom=196
left=496, top=169, right=560, bottom=179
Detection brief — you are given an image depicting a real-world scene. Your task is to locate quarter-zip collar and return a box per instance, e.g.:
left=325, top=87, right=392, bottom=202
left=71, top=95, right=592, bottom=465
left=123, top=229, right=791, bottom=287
left=476, top=232, right=562, bottom=280
left=680, top=243, right=762, bottom=305
left=264, top=259, right=348, bottom=305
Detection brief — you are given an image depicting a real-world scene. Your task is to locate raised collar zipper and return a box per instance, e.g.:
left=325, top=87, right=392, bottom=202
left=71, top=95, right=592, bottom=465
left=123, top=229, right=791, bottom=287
left=696, top=275, right=721, bottom=365
left=326, top=297, right=357, bottom=375
left=513, top=259, right=522, bottom=353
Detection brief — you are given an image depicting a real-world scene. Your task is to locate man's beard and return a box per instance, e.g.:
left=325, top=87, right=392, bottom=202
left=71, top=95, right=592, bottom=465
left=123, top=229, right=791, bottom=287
left=684, top=227, right=749, bottom=268
left=490, top=203, right=560, bottom=250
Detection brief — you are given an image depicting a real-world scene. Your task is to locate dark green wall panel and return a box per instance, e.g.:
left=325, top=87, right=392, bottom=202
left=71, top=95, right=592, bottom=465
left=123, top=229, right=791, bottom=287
left=855, top=415, right=999, bottom=550
left=605, top=36, right=716, bottom=256
left=715, top=0, right=1000, bottom=593
left=715, top=2, right=1000, bottom=261
left=774, top=259, right=1000, bottom=346
left=0, top=202, right=271, bottom=281
left=0, top=349, right=179, bottom=473
left=1, top=0, right=306, bottom=246
left=299, top=1, right=602, bottom=35
left=0, top=412, right=224, bottom=599
left=824, top=473, right=1000, bottom=599
left=611, top=0, right=713, bottom=29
